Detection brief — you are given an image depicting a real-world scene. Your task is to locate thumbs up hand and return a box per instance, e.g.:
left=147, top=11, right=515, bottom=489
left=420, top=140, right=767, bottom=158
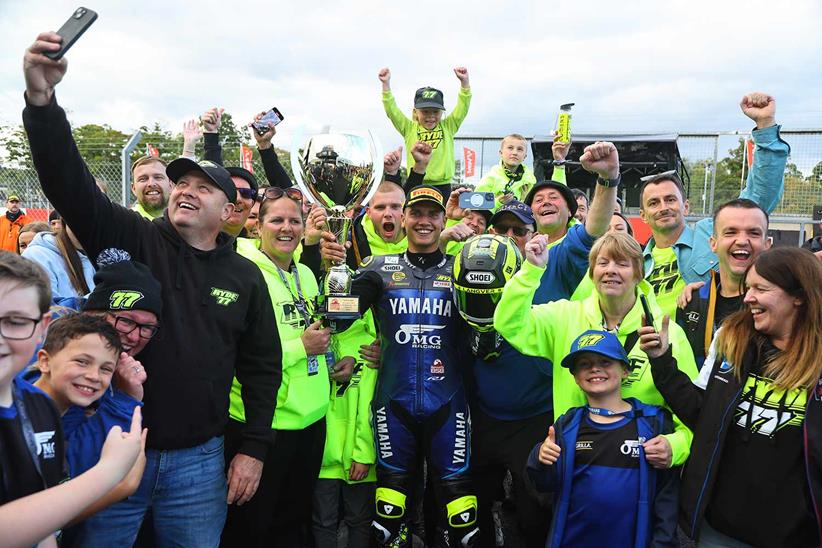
left=538, top=425, right=561, bottom=465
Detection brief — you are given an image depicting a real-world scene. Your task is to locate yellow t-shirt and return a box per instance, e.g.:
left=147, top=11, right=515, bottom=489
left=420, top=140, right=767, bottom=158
left=649, top=246, right=685, bottom=319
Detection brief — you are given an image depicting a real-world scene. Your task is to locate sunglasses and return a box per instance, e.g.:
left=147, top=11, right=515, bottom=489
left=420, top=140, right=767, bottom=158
left=261, top=187, right=303, bottom=203
left=639, top=170, right=683, bottom=186
left=236, top=187, right=257, bottom=201
left=493, top=224, right=531, bottom=238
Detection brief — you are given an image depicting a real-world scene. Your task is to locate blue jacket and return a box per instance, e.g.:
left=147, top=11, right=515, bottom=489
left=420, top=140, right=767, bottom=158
left=534, top=222, right=595, bottom=305
left=21, top=369, right=141, bottom=478
left=643, top=125, right=790, bottom=284
left=21, top=231, right=95, bottom=301
left=527, top=398, right=679, bottom=548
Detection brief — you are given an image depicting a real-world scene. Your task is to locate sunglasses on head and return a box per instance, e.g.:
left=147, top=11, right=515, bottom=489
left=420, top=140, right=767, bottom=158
left=235, top=187, right=257, bottom=201
left=261, top=187, right=303, bottom=203
left=639, top=170, right=683, bottom=186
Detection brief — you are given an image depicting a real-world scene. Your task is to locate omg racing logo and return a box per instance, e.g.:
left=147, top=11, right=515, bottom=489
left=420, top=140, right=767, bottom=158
left=395, top=324, right=445, bottom=349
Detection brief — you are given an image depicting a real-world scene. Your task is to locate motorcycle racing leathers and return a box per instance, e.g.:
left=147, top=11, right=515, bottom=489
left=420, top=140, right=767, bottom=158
left=344, top=250, right=478, bottom=547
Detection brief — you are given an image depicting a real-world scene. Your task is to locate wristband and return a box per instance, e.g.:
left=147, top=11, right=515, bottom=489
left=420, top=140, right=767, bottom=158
left=596, top=174, right=621, bottom=188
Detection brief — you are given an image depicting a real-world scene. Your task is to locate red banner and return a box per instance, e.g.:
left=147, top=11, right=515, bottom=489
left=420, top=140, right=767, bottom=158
left=146, top=144, right=159, bottom=157
left=745, top=139, right=755, bottom=168
left=240, top=144, right=254, bottom=173
left=463, top=147, right=476, bottom=178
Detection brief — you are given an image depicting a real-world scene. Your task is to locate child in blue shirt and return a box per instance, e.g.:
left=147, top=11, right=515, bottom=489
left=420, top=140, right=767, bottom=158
left=527, top=330, right=679, bottom=548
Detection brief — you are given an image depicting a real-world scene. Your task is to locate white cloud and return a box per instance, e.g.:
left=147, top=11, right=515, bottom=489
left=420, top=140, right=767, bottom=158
left=0, top=0, right=820, bottom=153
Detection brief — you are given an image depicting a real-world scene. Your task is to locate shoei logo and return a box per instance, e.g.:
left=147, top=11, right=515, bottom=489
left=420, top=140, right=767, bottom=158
left=210, top=287, right=239, bottom=306
left=577, top=334, right=605, bottom=348
left=465, top=272, right=495, bottom=284
left=35, top=431, right=56, bottom=460
left=421, top=90, right=437, bottom=99
left=395, top=324, right=445, bottom=348
left=109, top=290, right=144, bottom=310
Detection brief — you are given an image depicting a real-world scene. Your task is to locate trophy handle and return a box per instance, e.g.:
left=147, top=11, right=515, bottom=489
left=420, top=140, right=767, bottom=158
left=362, top=129, right=384, bottom=207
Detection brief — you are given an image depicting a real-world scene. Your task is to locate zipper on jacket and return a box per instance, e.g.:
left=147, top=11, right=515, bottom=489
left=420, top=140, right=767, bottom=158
left=415, top=274, right=424, bottom=416
left=690, top=386, right=744, bottom=537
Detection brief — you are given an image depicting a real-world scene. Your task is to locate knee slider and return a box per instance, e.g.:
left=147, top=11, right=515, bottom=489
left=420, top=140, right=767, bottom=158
left=375, top=487, right=406, bottom=521
left=446, top=495, right=478, bottom=529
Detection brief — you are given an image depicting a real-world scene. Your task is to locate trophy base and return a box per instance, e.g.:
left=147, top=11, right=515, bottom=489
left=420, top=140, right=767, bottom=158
left=318, top=294, right=361, bottom=321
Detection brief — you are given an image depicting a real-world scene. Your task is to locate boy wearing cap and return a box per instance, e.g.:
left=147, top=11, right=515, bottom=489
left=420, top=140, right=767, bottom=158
left=379, top=67, right=471, bottom=197
left=1, top=195, right=28, bottom=252
left=527, top=330, right=679, bottom=548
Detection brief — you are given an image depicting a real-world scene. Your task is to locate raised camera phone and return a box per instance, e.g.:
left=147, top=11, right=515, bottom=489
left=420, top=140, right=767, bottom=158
left=45, top=7, right=98, bottom=61
left=459, top=191, right=495, bottom=211
left=639, top=293, right=655, bottom=328
left=252, top=108, right=284, bottom=135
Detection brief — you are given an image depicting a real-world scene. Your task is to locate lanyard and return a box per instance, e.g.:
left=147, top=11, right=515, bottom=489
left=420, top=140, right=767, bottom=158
left=586, top=405, right=635, bottom=418
left=274, top=262, right=312, bottom=327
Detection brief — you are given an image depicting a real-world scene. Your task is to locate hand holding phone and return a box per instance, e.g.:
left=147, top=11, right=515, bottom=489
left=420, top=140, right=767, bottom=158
left=45, top=7, right=98, bottom=61
left=252, top=108, right=284, bottom=135
left=458, top=192, right=495, bottom=211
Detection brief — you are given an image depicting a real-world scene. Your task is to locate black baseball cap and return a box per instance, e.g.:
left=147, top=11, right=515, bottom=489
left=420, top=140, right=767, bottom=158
left=414, top=87, right=445, bottom=110
left=524, top=180, right=578, bottom=218
left=405, top=185, right=445, bottom=211
left=226, top=167, right=259, bottom=193
left=166, top=158, right=237, bottom=203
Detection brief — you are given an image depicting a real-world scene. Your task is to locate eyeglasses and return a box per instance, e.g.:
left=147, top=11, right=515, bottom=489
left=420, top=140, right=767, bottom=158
left=0, top=316, right=42, bottom=340
left=493, top=224, right=531, bottom=238
left=108, top=314, right=159, bottom=339
left=639, top=170, right=683, bottom=186
left=236, top=187, right=257, bottom=201
left=261, top=187, right=303, bottom=203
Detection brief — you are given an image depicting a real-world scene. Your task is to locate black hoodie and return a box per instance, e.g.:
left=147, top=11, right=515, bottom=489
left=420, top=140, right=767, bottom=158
left=23, top=95, right=282, bottom=460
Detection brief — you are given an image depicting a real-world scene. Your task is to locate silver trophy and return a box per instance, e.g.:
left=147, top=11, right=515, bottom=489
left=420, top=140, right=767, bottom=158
left=291, top=130, right=383, bottom=320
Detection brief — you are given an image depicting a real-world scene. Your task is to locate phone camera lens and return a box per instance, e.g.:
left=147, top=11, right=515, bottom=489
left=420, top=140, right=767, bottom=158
left=74, top=8, right=86, bottom=18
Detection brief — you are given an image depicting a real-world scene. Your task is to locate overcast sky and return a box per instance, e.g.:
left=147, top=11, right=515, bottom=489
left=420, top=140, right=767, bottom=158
left=1, top=0, right=821, bottom=154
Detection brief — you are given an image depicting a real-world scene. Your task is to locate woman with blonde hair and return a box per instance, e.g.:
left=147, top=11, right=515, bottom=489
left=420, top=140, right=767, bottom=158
left=641, top=246, right=822, bottom=546
left=495, top=232, right=699, bottom=471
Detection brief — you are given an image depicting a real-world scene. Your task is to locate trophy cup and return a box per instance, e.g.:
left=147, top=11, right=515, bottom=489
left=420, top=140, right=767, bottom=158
left=291, top=130, right=383, bottom=321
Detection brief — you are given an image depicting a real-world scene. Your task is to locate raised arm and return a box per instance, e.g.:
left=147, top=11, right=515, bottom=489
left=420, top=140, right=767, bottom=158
left=252, top=111, right=293, bottom=189
left=738, top=92, right=789, bottom=214
left=581, top=141, right=620, bottom=238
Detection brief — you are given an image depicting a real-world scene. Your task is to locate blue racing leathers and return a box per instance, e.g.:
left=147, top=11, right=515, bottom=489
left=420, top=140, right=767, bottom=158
left=345, top=251, right=478, bottom=547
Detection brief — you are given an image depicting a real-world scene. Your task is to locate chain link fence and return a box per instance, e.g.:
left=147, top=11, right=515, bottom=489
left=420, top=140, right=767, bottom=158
left=2, top=131, right=820, bottom=227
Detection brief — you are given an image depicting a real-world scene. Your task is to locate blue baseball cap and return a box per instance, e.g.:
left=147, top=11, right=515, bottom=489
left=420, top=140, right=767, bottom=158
left=490, top=200, right=535, bottom=226
left=561, top=330, right=629, bottom=369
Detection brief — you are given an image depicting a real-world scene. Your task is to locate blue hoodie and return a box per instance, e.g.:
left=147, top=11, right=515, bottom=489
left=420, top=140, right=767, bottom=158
left=21, top=231, right=95, bottom=301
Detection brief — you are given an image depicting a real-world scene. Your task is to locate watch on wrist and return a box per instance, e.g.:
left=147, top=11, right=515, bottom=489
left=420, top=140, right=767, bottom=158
left=597, top=174, right=621, bottom=188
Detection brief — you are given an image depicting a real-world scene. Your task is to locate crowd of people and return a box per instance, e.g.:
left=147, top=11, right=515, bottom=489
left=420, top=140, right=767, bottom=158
left=1, top=29, right=821, bottom=548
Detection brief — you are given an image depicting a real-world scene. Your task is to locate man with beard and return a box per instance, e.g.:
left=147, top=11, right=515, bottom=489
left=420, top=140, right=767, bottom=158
left=1, top=195, right=28, bottom=252
left=130, top=157, right=171, bottom=220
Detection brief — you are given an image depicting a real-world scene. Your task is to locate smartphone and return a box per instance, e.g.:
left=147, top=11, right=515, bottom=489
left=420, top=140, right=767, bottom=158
left=45, top=7, right=98, bottom=61
left=252, top=108, right=284, bottom=135
left=459, top=191, right=495, bottom=211
left=639, top=293, right=655, bottom=328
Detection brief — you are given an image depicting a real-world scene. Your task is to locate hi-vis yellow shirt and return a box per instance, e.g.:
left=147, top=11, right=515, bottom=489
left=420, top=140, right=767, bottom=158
left=494, top=260, right=699, bottom=466
left=383, top=88, right=471, bottom=186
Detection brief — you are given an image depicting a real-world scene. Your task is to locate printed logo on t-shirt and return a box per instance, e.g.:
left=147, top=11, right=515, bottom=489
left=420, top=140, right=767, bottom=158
left=649, top=258, right=681, bottom=294
left=734, top=373, right=806, bottom=436
left=417, top=127, right=443, bottom=150
left=620, top=437, right=647, bottom=458
left=34, top=430, right=56, bottom=459
left=576, top=440, right=593, bottom=450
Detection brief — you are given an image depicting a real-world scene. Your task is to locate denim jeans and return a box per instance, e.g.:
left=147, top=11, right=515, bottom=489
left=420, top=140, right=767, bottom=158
left=68, top=436, right=227, bottom=548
